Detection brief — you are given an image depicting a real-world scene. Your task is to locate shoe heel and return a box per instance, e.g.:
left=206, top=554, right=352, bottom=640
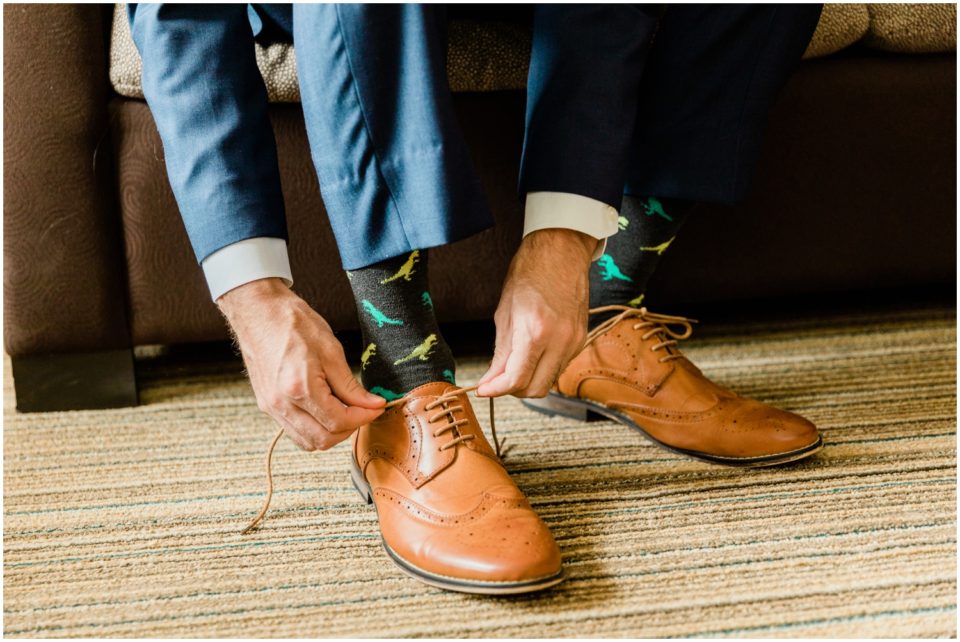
left=522, top=393, right=593, bottom=422
left=349, top=456, right=373, bottom=505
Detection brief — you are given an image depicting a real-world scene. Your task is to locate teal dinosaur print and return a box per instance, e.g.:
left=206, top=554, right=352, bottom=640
left=597, top=254, right=633, bottom=282
left=361, top=300, right=403, bottom=328
left=381, top=250, right=420, bottom=284
left=618, top=215, right=630, bottom=231
left=369, top=385, right=403, bottom=401
left=441, top=369, right=456, bottom=384
left=642, top=197, right=673, bottom=222
left=394, top=334, right=438, bottom=365
left=421, top=291, right=433, bottom=309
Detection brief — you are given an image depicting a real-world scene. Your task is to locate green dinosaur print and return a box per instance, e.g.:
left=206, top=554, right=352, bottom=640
left=618, top=215, right=630, bottom=231
left=381, top=250, right=420, bottom=284
left=361, top=300, right=403, bottom=328
left=394, top=333, right=438, bottom=365
left=441, top=369, right=456, bottom=384
left=369, top=385, right=403, bottom=401
left=421, top=291, right=433, bottom=309
left=597, top=254, right=633, bottom=282
left=628, top=293, right=645, bottom=307
left=642, top=197, right=673, bottom=222
left=360, top=343, right=377, bottom=370
left=640, top=236, right=675, bottom=256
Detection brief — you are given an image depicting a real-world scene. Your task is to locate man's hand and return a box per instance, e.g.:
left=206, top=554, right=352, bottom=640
left=477, top=229, right=594, bottom=398
left=218, top=278, right=385, bottom=451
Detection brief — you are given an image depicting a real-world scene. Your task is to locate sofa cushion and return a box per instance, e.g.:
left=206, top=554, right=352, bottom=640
left=865, top=3, right=957, bottom=53
left=803, top=4, right=871, bottom=59
left=109, top=4, right=957, bottom=102
left=109, top=5, right=531, bottom=101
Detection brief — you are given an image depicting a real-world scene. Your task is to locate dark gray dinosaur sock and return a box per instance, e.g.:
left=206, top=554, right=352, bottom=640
left=347, top=249, right=456, bottom=401
left=589, top=194, right=696, bottom=328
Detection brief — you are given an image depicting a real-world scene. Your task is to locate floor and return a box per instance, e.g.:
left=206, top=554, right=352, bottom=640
left=3, top=305, right=956, bottom=637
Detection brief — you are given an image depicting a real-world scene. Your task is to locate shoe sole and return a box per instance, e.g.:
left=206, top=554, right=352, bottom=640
left=348, top=455, right=565, bottom=595
left=522, top=392, right=823, bottom=468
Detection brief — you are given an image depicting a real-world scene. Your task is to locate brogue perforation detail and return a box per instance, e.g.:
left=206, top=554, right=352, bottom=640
left=373, top=487, right=529, bottom=528
left=613, top=400, right=723, bottom=425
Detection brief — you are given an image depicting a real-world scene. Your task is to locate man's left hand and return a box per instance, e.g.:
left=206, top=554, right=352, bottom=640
left=477, top=228, right=595, bottom=398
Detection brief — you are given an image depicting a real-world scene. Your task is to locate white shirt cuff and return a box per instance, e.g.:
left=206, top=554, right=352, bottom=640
left=523, top=192, right=620, bottom=260
left=201, top=237, right=294, bottom=301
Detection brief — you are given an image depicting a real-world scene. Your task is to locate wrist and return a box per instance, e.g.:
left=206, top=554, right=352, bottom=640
left=217, top=277, right=294, bottom=322
left=523, top=228, right=597, bottom=263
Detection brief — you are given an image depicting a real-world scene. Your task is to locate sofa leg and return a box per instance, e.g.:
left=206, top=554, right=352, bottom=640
left=11, top=349, right=138, bottom=412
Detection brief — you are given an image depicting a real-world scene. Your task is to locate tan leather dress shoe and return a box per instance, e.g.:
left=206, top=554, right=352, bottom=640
left=351, top=382, right=563, bottom=594
left=524, top=306, right=823, bottom=466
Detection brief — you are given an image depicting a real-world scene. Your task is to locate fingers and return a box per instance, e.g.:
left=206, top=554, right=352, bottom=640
left=325, top=350, right=386, bottom=410
left=477, top=314, right=585, bottom=398
left=293, top=378, right=383, bottom=436
left=477, top=330, right=543, bottom=398
left=478, top=313, right=510, bottom=387
left=280, top=404, right=354, bottom=451
left=520, top=343, right=567, bottom=398
left=263, top=373, right=381, bottom=453
left=271, top=404, right=327, bottom=451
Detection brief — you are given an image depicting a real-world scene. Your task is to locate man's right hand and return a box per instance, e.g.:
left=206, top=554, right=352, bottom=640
left=218, top=278, right=385, bottom=451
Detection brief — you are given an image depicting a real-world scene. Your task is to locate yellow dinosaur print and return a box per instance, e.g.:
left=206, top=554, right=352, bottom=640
left=360, top=343, right=376, bottom=370
left=381, top=250, right=420, bottom=284
left=640, top=236, right=675, bottom=256
left=394, top=334, right=438, bottom=365
left=618, top=216, right=629, bottom=231
left=628, top=293, right=645, bottom=307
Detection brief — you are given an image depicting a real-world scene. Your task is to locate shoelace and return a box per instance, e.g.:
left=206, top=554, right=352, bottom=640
left=584, top=304, right=697, bottom=363
left=241, top=385, right=502, bottom=534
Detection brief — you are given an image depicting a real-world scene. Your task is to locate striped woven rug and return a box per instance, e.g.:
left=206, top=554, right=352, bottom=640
left=4, top=307, right=956, bottom=637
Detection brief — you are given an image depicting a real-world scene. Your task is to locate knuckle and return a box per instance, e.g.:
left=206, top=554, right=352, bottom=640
left=295, top=434, right=317, bottom=452
left=282, top=379, right=305, bottom=399
left=528, top=322, right=547, bottom=342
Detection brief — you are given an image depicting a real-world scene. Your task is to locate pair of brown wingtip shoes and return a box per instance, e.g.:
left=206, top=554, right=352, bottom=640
left=351, top=306, right=822, bottom=595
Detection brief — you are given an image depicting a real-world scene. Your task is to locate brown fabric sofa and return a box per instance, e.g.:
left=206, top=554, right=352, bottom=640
left=4, top=5, right=956, bottom=411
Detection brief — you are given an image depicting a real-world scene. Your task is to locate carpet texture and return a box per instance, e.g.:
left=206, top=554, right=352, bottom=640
left=4, top=308, right=956, bottom=637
